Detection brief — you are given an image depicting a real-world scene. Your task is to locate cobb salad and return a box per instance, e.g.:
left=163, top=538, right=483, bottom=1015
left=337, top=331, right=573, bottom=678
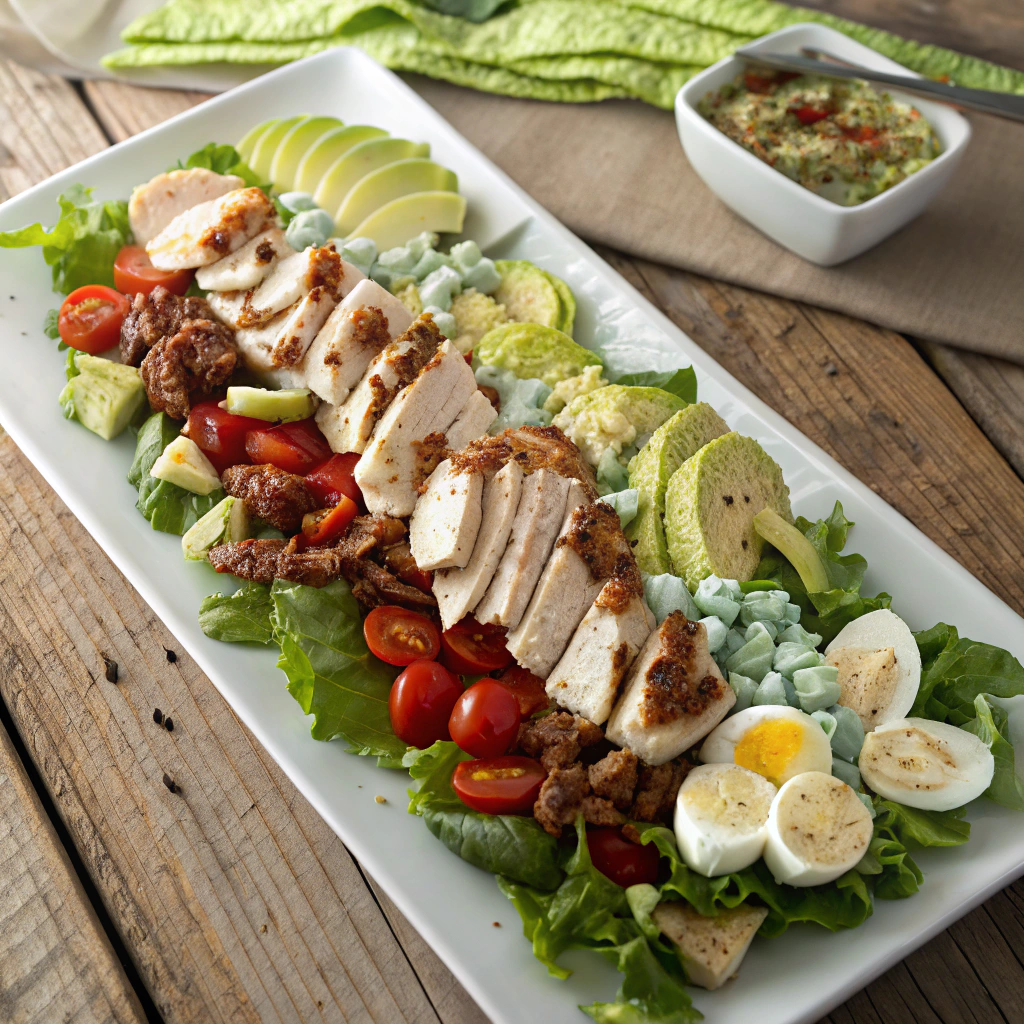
left=4, top=112, right=1024, bottom=1024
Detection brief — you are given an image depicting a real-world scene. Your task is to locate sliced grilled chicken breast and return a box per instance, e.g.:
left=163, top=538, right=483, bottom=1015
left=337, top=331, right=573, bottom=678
left=434, top=461, right=524, bottom=631
left=605, top=613, right=736, bottom=765
left=146, top=187, right=277, bottom=270
left=446, top=389, right=498, bottom=450
left=195, top=227, right=294, bottom=292
left=409, top=460, right=484, bottom=571
left=244, top=245, right=344, bottom=321
left=355, top=339, right=477, bottom=516
left=129, top=168, right=244, bottom=246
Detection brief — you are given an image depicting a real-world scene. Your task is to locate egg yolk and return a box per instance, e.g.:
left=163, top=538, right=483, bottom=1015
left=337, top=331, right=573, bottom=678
left=734, top=720, right=804, bottom=786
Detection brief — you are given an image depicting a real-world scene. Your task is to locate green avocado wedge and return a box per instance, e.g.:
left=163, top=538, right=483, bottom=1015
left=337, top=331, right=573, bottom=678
left=664, top=432, right=793, bottom=589
left=335, top=158, right=458, bottom=235
left=296, top=125, right=389, bottom=197
left=318, top=137, right=430, bottom=216
left=346, top=191, right=467, bottom=251
left=626, top=402, right=729, bottom=574
left=269, top=115, right=344, bottom=191
left=237, top=118, right=280, bottom=163
left=248, top=115, right=307, bottom=180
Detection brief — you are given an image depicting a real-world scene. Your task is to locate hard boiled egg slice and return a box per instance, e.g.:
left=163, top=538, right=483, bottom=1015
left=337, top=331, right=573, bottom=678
left=763, top=771, right=873, bottom=887
left=699, top=705, right=833, bottom=787
left=674, top=764, right=777, bottom=876
left=859, top=717, right=994, bottom=811
left=824, top=608, right=921, bottom=732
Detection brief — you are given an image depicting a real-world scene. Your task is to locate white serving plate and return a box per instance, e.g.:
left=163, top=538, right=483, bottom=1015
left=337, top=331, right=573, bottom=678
left=1, top=49, right=1022, bottom=1024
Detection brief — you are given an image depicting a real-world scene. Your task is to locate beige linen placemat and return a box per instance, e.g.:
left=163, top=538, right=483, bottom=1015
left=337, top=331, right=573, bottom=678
left=411, top=77, right=1024, bottom=363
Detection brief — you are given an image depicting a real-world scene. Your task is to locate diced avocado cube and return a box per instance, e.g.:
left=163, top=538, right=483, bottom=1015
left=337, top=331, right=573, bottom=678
left=150, top=436, right=221, bottom=495
left=182, top=496, right=250, bottom=560
left=58, top=352, right=146, bottom=442
left=226, top=386, right=315, bottom=423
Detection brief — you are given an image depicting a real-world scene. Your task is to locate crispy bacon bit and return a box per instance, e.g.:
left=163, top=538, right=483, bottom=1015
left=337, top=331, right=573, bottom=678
left=517, top=711, right=603, bottom=771
left=221, top=464, right=319, bottom=533
left=630, top=761, right=689, bottom=822
left=209, top=538, right=287, bottom=582
left=588, top=749, right=639, bottom=810
left=120, top=286, right=220, bottom=367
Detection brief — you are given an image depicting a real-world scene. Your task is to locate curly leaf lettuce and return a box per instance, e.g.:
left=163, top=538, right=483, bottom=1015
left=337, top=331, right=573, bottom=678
left=406, top=741, right=564, bottom=890
left=755, top=501, right=891, bottom=644
left=175, top=142, right=269, bottom=190
left=0, top=184, right=131, bottom=294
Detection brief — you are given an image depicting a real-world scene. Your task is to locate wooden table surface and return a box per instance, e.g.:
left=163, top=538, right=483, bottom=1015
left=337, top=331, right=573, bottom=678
left=2, top=2, right=1024, bottom=1021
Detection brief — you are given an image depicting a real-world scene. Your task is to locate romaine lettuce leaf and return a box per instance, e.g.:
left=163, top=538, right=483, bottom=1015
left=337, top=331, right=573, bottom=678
left=0, top=184, right=131, bottom=294
left=755, top=501, right=891, bottom=645
left=963, top=694, right=1024, bottom=811
left=270, top=579, right=405, bottom=761
left=613, top=367, right=697, bottom=405
left=406, top=741, right=564, bottom=890
left=198, top=582, right=275, bottom=644
left=129, top=411, right=225, bottom=535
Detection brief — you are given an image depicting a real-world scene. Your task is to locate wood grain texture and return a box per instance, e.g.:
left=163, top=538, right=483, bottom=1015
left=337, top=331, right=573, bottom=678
left=0, top=714, right=146, bottom=1024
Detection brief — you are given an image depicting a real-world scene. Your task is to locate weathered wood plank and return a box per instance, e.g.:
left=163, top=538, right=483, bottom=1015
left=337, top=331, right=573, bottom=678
left=0, top=714, right=147, bottom=1024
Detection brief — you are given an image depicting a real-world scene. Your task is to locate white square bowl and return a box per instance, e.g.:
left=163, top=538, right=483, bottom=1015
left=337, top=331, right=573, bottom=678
left=675, top=23, right=972, bottom=265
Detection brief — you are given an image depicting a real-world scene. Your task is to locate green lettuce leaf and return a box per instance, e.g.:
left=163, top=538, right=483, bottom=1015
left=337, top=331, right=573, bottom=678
left=270, top=579, right=405, bottom=760
left=128, top=412, right=225, bottom=535
left=406, top=741, right=564, bottom=890
left=755, top=501, right=891, bottom=644
left=198, top=582, right=275, bottom=644
left=613, top=367, right=698, bottom=406
left=873, top=798, right=971, bottom=848
left=634, top=823, right=872, bottom=936
left=0, top=184, right=131, bottom=294
left=963, top=694, right=1024, bottom=811
left=174, top=142, right=269, bottom=190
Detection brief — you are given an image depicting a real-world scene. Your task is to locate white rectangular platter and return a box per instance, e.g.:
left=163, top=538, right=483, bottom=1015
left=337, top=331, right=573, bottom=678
left=1, top=49, right=1023, bottom=1024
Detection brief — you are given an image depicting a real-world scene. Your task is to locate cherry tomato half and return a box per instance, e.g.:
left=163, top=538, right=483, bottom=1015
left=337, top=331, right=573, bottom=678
left=452, top=756, right=546, bottom=815
left=494, top=666, right=550, bottom=718
left=365, top=606, right=441, bottom=667
left=440, top=617, right=513, bottom=675
left=587, top=828, right=660, bottom=888
left=57, top=285, right=130, bottom=354
left=388, top=659, right=462, bottom=748
left=245, top=418, right=332, bottom=475
left=113, top=245, right=194, bottom=296
left=789, top=105, right=831, bottom=126
left=302, top=496, right=358, bottom=546
left=306, top=452, right=363, bottom=508
left=449, top=679, right=520, bottom=758
left=185, top=400, right=265, bottom=474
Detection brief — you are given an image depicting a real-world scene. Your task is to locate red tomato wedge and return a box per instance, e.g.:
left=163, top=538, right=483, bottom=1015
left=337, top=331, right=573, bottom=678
left=449, top=680, right=520, bottom=758
left=494, top=666, right=550, bottom=718
left=185, top=400, right=264, bottom=474
left=452, top=756, right=546, bottom=815
left=440, top=617, right=513, bottom=675
left=587, top=828, right=660, bottom=887
left=789, top=105, right=831, bottom=126
left=365, top=606, right=441, bottom=666
left=58, top=285, right=130, bottom=354
left=245, top=418, right=332, bottom=475
left=388, top=659, right=463, bottom=748
left=113, top=245, right=194, bottom=296
left=841, top=124, right=880, bottom=145
left=305, top=452, right=362, bottom=507
left=302, top=496, right=358, bottom=546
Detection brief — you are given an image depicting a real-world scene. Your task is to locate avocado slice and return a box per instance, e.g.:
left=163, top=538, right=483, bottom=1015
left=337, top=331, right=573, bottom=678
left=664, top=432, right=793, bottom=589
left=237, top=118, right=280, bottom=163
left=58, top=352, right=146, bottom=441
left=269, top=116, right=344, bottom=192
left=626, top=402, right=729, bottom=574
left=335, top=159, right=458, bottom=235
left=150, top=436, right=222, bottom=496
left=346, top=191, right=467, bottom=251
left=226, top=386, right=315, bottom=423
left=474, top=322, right=599, bottom=387
left=493, top=260, right=562, bottom=328
left=248, top=115, right=307, bottom=180
left=319, top=139, right=431, bottom=214
left=182, top=495, right=250, bottom=560
left=296, top=125, right=389, bottom=197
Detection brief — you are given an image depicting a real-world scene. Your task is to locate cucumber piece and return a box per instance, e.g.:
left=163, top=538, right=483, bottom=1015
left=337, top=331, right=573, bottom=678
left=182, top=496, right=250, bottom=560
left=334, top=158, right=458, bottom=235
left=753, top=508, right=829, bottom=594
left=226, top=386, right=315, bottom=423
left=494, top=260, right=562, bottom=328
left=346, top=191, right=467, bottom=251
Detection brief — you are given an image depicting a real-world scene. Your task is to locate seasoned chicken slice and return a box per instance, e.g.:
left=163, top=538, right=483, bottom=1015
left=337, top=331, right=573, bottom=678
left=229, top=289, right=335, bottom=378
left=409, top=460, right=484, bottom=571
left=605, top=613, right=736, bottom=765
left=129, top=168, right=244, bottom=246
left=474, top=468, right=573, bottom=631
left=506, top=482, right=602, bottom=678
left=652, top=902, right=768, bottom=991
left=242, top=245, right=345, bottom=322
left=146, top=187, right=277, bottom=270
left=304, top=279, right=412, bottom=406
left=315, top=314, right=442, bottom=455
left=434, top=460, right=523, bottom=631
left=356, top=339, right=477, bottom=517
left=205, top=289, right=247, bottom=329
left=195, top=227, right=294, bottom=292
left=446, top=389, right=498, bottom=450
left=546, top=578, right=655, bottom=725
